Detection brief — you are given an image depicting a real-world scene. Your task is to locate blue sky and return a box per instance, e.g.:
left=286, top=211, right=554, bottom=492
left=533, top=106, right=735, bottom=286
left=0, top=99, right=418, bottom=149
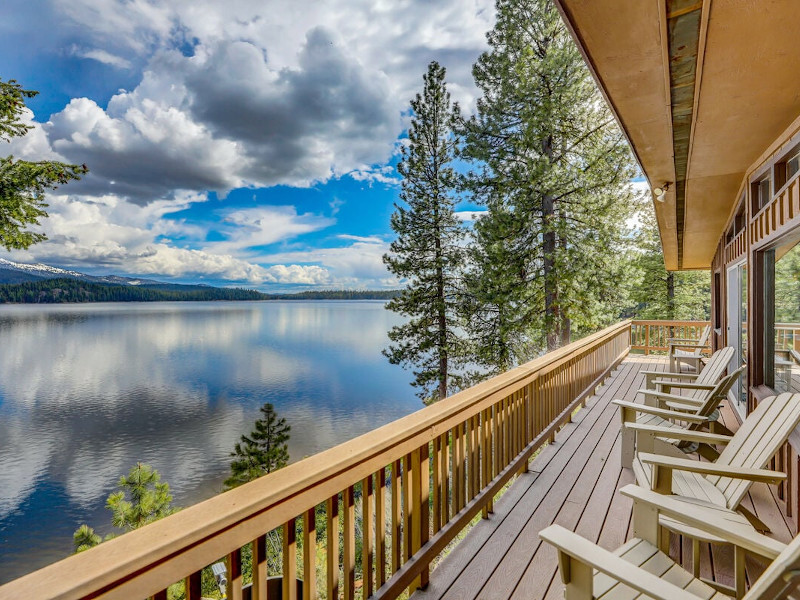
left=0, top=0, right=495, bottom=289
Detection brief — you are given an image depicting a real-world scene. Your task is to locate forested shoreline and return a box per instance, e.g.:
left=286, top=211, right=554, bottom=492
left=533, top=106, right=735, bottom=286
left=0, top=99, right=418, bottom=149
left=0, top=278, right=401, bottom=303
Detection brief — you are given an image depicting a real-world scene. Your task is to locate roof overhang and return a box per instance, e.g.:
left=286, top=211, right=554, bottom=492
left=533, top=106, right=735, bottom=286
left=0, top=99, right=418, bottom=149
left=553, top=0, right=800, bottom=270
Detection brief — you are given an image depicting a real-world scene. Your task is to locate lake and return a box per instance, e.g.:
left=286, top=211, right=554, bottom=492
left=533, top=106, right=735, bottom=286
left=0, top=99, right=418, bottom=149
left=0, top=300, right=417, bottom=584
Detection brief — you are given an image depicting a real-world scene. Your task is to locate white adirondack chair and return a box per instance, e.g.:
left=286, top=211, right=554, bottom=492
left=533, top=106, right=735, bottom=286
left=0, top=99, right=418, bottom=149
left=641, top=345, right=734, bottom=392
left=669, top=325, right=712, bottom=372
left=540, top=484, right=793, bottom=599
left=613, top=350, right=739, bottom=468
left=628, top=392, right=800, bottom=533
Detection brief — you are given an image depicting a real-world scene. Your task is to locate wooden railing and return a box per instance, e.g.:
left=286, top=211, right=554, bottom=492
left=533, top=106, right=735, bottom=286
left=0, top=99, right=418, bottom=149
left=630, top=320, right=710, bottom=354
left=776, top=323, right=800, bottom=352
left=0, top=321, right=631, bottom=600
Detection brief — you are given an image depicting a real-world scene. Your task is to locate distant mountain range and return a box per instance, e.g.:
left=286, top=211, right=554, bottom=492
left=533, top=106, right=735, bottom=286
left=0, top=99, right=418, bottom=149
left=0, top=258, right=400, bottom=303
left=0, top=258, right=164, bottom=286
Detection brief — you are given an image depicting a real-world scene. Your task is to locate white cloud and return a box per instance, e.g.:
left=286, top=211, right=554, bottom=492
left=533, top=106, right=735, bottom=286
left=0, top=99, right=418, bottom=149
left=73, top=47, right=132, bottom=69
left=212, top=206, right=335, bottom=255
left=454, top=210, right=487, bottom=222
left=5, top=0, right=497, bottom=288
left=20, top=0, right=494, bottom=204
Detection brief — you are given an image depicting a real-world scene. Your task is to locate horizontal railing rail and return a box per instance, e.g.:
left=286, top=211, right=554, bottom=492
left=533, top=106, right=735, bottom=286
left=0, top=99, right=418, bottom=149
left=0, top=320, right=632, bottom=600
left=776, top=323, right=800, bottom=351
left=630, top=320, right=711, bottom=355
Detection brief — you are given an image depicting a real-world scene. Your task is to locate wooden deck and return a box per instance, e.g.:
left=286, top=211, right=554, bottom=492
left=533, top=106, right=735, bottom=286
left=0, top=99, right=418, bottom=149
left=413, top=354, right=796, bottom=600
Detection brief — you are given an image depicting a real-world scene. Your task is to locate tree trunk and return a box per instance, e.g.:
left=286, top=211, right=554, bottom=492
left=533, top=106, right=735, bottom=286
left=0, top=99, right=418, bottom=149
left=436, top=229, right=448, bottom=400
left=666, top=271, right=675, bottom=320
left=542, top=135, right=559, bottom=351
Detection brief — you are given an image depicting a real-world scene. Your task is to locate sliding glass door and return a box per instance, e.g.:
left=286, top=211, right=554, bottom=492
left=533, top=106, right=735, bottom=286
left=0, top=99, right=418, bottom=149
left=726, top=261, right=747, bottom=417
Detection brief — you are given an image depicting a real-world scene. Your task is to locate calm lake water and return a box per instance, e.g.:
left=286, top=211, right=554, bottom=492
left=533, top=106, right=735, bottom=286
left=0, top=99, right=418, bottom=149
left=0, top=300, right=417, bottom=584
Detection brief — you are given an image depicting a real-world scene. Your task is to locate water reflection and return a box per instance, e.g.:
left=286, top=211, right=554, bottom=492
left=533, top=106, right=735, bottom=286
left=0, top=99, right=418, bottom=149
left=0, top=301, right=415, bottom=583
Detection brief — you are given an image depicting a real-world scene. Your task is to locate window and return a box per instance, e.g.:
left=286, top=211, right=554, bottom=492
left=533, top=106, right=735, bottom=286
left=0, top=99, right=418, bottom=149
left=726, top=196, right=746, bottom=245
left=764, top=236, right=800, bottom=392
left=787, top=152, right=800, bottom=181
left=776, top=146, right=800, bottom=190
left=752, top=176, right=771, bottom=213
left=714, top=272, right=722, bottom=329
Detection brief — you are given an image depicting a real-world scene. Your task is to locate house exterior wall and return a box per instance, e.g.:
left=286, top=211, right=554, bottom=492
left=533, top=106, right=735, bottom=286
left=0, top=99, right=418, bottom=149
left=711, top=112, right=800, bottom=533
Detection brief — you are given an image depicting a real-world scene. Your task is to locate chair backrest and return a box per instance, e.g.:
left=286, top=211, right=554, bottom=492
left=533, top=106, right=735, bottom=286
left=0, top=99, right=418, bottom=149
left=693, top=325, right=712, bottom=356
left=679, top=325, right=712, bottom=358
left=744, top=531, right=800, bottom=599
left=710, top=393, right=800, bottom=508
left=684, top=346, right=736, bottom=401
left=686, top=365, right=745, bottom=425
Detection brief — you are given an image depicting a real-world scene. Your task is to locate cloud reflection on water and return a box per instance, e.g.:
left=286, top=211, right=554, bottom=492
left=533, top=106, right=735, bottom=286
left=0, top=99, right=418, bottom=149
left=0, top=300, right=415, bottom=582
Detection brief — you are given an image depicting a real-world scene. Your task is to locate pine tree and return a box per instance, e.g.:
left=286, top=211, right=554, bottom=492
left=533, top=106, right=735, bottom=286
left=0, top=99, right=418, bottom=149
left=383, top=61, right=468, bottom=403
left=72, top=524, right=102, bottom=553
left=630, top=203, right=710, bottom=320
left=1, top=79, right=87, bottom=249
left=461, top=0, right=636, bottom=364
left=225, top=402, right=290, bottom=489
left=72, top=463, right=175, bottom=553
left=106, top=462, right=175, bottom=531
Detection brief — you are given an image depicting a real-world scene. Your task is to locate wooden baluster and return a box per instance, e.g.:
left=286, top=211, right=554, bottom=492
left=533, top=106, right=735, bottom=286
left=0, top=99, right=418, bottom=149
left=153, top=591, right=168, bottom=600
left=283, top=518, right=297, bottom=600
left=482, top=407, right=491, bottom=517
left=252, top=534, right=268, bottom=600
left=503, top=395, right=511, bottom=467
left=303, top=508, right=316, bottom=600
left=391, top=459, right=402, bottom=574
left=452, top=425, right=463, bottom=513
left=465, top=416, right=474, bottom=501
left=227, top=548, right=243, bottom=600
left=492, top=402, right=501, bottom=496
left=472, top=415, right=480, bottom=499
left=376, top=468, right=387, bottom=588
left=343, top=486, right=356, bottom=600
left=408, top=443, right=430, bottom=594
left=362, top=475, right=374, bottom=598
left=441, top=432, right=450, bottom=522
left=403, top=454, right=413, bottom=561
left=326, top=495, right=339, bottom=600
left=432, top=435, right=442, bottom=532
left=185, top=570, right=202, bottom=600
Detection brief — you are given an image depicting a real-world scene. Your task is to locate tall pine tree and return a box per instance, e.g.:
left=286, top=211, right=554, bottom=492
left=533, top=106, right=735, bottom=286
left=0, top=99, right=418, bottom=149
left=225, top=402, right=290, bottom=489
left=461, top=0, right=636, bottom=364
left=1, top=79, right=87, bottom=249
left=383, top=61, right=468, bottom=403
left=630, top=201, right=710, bottom=320
left=383, top=61, right=464, bottom=402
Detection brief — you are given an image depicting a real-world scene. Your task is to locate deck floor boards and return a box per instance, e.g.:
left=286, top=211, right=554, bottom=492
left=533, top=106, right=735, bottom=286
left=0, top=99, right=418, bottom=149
left=412, top=354, right=794, bottom=600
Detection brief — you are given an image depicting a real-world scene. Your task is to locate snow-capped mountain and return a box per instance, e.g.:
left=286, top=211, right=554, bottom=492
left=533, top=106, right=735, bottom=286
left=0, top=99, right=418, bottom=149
left=0, top=258, right=163, bottom=286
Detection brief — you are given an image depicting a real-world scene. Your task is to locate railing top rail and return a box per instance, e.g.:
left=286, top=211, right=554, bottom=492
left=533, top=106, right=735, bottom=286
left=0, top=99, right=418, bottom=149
left=630, top=320, right=710, bottom=326
left=0, top=319, right=632, bottom=600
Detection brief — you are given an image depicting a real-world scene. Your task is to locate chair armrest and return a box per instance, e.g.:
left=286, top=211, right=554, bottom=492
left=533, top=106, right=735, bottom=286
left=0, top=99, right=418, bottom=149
left=619, top=485, right=785, bottom=560
left=639, top=453, right=787, bottom=484
left=669, top=343, right=710, bottom=350
left=624, top=422, right=731, bottom=445
left=644, top=370, right=699, bottom=390
left=538, top=525, right=699, bottom=600
left=642, top=370, right=699, bottom=380
left=653, top=381, right=716, bottom=391
left=639, top=389, right=705, bottom=405
left=613, top=400, right=709, bottom=424
left=663, top=400, right=709, bottom=412
left=666, top=337, right=701, bottom=344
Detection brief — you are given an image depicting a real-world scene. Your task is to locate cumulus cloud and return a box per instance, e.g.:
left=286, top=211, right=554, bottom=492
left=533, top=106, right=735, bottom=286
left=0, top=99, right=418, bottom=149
left=24, top=0, right=493, bottom=204
left=4, top=0, right=496, bottom=287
